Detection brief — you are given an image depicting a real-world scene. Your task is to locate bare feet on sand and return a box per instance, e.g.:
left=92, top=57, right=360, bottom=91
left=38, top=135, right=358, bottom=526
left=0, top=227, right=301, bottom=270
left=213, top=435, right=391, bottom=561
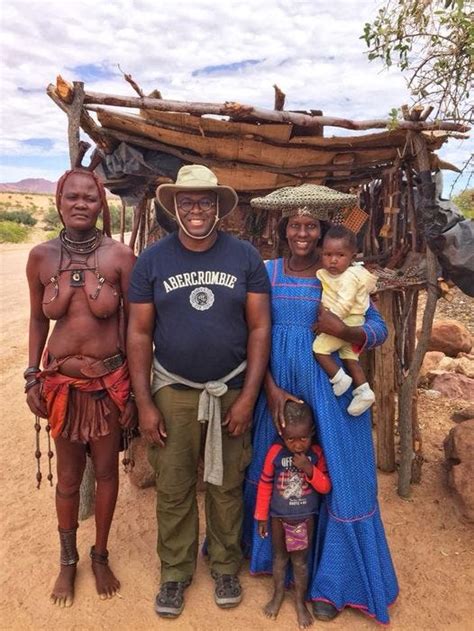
left=263, top=591, right=284, bottom=619
left=50, top=565, right=77, bottom=607
left=90, top=549, right=121, bottom=600
left=296, top=602, right=313, bottom=628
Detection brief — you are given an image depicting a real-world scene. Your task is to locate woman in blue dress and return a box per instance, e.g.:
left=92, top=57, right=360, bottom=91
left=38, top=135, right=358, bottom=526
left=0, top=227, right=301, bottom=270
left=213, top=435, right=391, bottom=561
left=243, top=195, right=398, bottom=625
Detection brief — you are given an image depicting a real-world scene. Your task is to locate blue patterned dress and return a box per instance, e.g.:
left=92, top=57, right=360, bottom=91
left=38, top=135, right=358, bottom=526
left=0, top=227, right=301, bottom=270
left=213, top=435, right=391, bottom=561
left=243, top=258, right=398, bottom=624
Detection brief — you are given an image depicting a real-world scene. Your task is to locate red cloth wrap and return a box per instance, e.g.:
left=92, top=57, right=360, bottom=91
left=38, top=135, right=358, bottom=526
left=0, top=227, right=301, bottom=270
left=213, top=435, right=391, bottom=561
left=40, top=362, right=130, bottom=441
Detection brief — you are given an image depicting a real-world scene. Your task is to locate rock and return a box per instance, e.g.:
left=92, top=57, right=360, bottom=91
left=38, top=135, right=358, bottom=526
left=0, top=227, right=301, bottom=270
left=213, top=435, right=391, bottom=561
left=425, top=369, right=448, bottom=385
left=425, top=319, right=472, bottom=357
left=425, top=356, right=474, bottom=382
left=423, top=389, right=442, bottom=399
left=454, top=356, right=474, bottom=379
left=437, top=356, right=457, bottom=372
left=419, top=351, right=445, bottom=382
left=431, top=372, right=474, bottom=402
left=451, top=405, right=474, bottom=423
left=444, top=419, right=474, bottom=522
left=457, top=352, right=474, bottom=361
left=128, top=437, right=155, bottom=489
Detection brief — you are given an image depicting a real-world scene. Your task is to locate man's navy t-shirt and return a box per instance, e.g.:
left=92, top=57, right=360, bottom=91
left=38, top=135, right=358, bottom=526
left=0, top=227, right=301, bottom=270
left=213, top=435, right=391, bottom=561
left=128, top=231, right=270, bottom=386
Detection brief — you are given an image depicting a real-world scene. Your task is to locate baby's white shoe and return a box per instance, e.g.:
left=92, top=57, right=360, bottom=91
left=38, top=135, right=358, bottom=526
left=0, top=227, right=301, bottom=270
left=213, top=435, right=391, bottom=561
left=329, top=368, right=352, bottom=396
left=347, top=383, right=375, bottom=416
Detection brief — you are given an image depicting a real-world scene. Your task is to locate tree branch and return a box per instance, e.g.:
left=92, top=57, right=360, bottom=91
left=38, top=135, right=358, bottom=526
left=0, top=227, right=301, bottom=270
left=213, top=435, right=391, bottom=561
left=79, top=90, right=470, bottom=132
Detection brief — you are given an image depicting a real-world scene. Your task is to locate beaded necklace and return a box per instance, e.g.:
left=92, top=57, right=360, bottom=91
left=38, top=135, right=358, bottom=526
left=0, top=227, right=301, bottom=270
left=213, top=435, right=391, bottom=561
left=59, top=228, right=102, bottom=254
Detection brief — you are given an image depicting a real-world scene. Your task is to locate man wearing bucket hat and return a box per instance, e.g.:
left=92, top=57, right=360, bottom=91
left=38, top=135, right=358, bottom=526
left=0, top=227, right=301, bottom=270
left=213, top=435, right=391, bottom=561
left=127, top=165, right=271, bottom=618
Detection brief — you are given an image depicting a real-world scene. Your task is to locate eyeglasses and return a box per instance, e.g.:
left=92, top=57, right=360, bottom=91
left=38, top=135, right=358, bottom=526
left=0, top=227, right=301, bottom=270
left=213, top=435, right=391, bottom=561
left=176, top=197, right=216, bottom=212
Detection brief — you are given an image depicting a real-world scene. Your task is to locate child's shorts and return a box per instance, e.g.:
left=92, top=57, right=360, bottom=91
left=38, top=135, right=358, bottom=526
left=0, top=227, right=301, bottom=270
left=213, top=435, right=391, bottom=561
left=312, top=313, right=365, bottom=360
left=312, top=333, right=359, bottom=360
left=280, top=518, right=311, bottom=552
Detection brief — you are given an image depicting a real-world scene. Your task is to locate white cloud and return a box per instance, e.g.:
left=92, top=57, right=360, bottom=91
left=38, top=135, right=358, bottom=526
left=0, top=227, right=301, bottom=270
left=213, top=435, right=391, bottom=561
left=0, top=0, right=471, bottom=189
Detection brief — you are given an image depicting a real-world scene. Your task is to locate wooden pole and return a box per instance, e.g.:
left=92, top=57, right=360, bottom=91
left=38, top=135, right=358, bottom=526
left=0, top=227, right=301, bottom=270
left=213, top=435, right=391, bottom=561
left=67, top=82, right=85, bottom=167
left=46, top=83, right=114, bottom=154
left=373, top=291, right=396, bottom=472
left=273, top=84, right=286, bottom=111
left=79, top=90, right=471, bottom=133
left=79, top=458, right=95, bottom=520
left=129, top=198, right=147, bottom=252
left=398, top=249, right=437, bottom=497
left=120, top=198, right=126, bottom=243
left=138, top=198, right=147, bottom=252
left=57, top=79, right=97, bottom=520
left=61, top=83, right=98, bottom=520
left=405, top=167, right=418, bottom=251
left=411, top=389, right=423, bottom=483
left=407, top=290, right=423, bottom=483
left=398, top=134, right=439, bottom=498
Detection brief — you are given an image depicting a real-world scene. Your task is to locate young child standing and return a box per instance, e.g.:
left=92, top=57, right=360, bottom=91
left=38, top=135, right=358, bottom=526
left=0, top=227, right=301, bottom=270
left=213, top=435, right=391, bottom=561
left=255, top=401, right=331, bottom=629
left=313, top=225, right=378, bottom=416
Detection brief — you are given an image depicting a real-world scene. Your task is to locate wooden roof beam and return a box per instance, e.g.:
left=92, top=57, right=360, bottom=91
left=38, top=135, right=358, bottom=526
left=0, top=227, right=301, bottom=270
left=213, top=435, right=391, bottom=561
left=99, top=127, right=397, bottom=176
left=78, top=90, right=470, bottom=133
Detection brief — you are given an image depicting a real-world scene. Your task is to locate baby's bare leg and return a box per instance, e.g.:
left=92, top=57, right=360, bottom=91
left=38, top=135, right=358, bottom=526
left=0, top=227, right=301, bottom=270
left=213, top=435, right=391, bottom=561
left=316, top=353, right=352, bottom=396
left=343, top=358, right=367, bottom=388
left=263, top=518, right=288, bottom=619
left=314, top=353, right=339, bottom=378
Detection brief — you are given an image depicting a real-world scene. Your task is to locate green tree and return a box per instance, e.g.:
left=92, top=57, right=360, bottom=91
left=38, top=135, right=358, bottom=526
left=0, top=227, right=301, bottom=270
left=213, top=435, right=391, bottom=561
left=362, top=0, right=473, bottom=122
left=2, top=210, right=37, bottom=226
left=453, top=187, right=474, bottom=217
left=0, top=221, right=29, bottom=243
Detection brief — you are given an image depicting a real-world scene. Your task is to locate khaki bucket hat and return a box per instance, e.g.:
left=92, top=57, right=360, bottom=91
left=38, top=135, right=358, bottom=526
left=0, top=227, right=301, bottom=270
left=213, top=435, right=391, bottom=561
left=156, top=165, right=238, bottom=218
left=251, top=184, right=358, bottom=220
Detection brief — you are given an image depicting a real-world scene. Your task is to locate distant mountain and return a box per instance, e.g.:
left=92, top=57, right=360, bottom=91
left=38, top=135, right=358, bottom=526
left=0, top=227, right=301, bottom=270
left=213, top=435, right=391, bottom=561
left=0, top=178, right=57, bottom=194
left=0, top=178, right=119, bottom=198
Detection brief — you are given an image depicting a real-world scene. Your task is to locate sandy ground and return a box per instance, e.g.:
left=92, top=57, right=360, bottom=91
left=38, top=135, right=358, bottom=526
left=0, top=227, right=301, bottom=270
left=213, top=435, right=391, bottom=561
left=0, top=242, right=473, bottom=631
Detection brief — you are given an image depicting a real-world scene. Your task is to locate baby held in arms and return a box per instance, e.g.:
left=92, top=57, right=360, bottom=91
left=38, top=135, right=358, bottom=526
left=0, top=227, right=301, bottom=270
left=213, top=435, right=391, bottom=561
left=313, top=225, right=378, bottom=416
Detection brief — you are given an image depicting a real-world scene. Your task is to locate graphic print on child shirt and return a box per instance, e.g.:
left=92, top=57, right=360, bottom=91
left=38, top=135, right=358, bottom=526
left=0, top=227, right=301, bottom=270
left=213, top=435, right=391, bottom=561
left=278, top=455, right=313, bottom=506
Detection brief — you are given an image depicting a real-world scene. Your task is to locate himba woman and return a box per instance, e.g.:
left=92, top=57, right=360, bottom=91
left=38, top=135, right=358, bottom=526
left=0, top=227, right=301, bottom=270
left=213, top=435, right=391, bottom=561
left=25, top=166, right=136, bottom=606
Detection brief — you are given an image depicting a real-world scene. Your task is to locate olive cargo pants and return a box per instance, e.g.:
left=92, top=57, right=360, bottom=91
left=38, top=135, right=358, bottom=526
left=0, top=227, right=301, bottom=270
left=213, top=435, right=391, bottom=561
left=148, top=385, right=252, bottom=583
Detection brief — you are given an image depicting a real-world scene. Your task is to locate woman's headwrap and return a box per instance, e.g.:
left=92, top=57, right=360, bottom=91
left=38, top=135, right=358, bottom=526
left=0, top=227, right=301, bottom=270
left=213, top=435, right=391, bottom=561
left=55, top=168, right=111, bottom=237
left=250, top=184, right=358, bottom=221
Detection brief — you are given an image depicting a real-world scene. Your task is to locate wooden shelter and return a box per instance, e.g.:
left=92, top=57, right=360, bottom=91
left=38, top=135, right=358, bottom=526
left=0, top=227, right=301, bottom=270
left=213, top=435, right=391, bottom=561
left=48, top=76, right=470, bottom=498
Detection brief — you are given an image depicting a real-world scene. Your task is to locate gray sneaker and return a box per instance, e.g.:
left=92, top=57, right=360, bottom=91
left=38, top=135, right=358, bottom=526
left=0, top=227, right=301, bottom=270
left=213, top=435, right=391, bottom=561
left=155, top=579, right=191, bottom=618
left=212, top=572, right=242, bottom=608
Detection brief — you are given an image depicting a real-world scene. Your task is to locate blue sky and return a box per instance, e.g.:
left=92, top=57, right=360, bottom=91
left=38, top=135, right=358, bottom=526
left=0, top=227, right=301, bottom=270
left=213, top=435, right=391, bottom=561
left=1, top=0, right=471, bottom=195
